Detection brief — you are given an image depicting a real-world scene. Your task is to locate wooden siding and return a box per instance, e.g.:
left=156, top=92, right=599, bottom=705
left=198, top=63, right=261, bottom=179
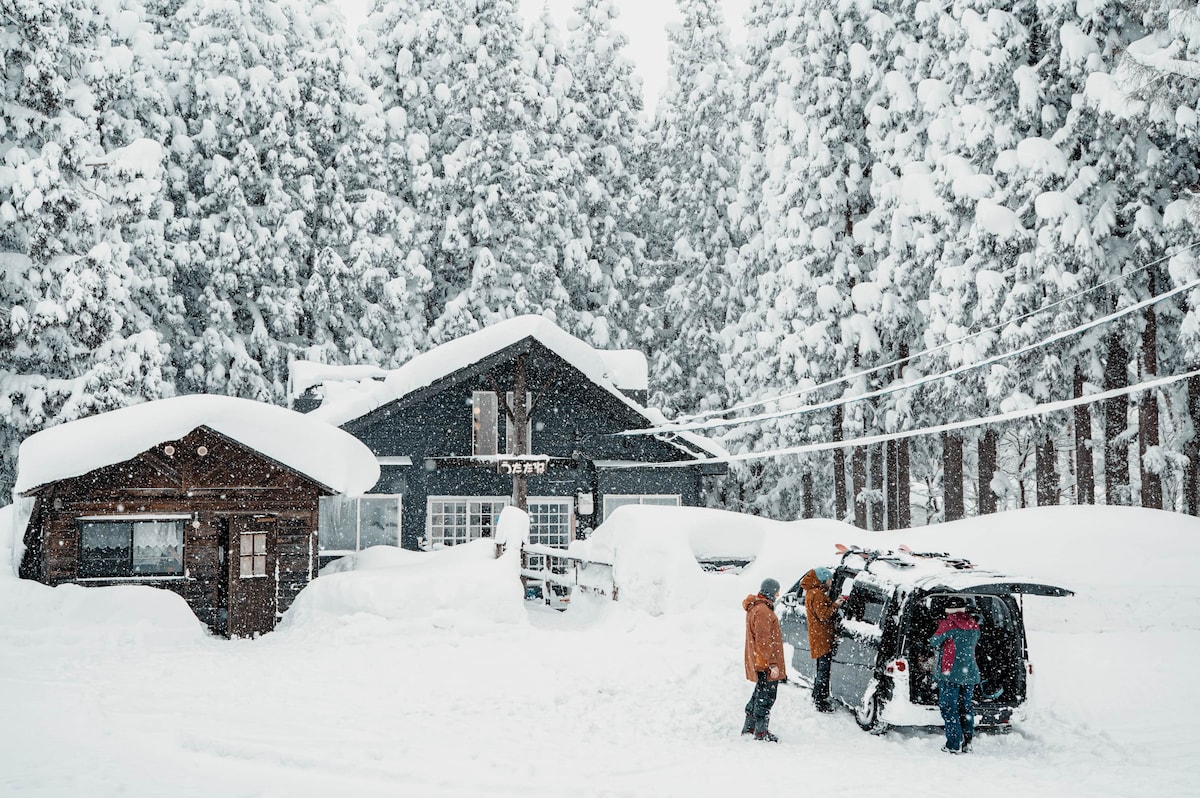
left=20, top=426, right=326, bottom=637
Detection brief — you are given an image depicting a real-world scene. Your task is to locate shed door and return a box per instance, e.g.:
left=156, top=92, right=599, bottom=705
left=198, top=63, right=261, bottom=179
left=227, top=516, right=278, bottom=637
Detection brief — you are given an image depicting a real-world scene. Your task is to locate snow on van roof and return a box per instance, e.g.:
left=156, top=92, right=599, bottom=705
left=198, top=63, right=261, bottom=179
left=301, top=315, right=724, bottom=458
left=14, top=394, right=381, bottom=496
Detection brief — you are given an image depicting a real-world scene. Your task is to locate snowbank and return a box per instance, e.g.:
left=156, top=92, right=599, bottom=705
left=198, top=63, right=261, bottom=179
left=570, top=504, right=1200, bottom=626
left=281, top=538, right=528, bottom=635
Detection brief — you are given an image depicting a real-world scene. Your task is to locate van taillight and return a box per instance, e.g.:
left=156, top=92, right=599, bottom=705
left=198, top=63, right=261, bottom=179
left=886, top=658, right=907, bottom=674
left=1027, top=663, right=1033, bottom=675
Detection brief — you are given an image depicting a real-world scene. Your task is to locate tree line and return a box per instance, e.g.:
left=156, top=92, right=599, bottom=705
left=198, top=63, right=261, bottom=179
left=1, top=0, right=1198, bottom=527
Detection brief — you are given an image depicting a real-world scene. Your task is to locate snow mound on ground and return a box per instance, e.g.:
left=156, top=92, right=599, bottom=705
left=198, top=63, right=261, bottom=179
left=0, top=578, right=208, bottom=645
left=569, top=504, right=1200, bottom=627
left=282, top=538, right=528, bottom=634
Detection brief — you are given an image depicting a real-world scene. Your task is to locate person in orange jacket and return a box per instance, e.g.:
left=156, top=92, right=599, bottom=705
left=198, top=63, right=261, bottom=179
left=801, top=567, right=844, bottom=712
left=742, top=577, right=787, bottom=742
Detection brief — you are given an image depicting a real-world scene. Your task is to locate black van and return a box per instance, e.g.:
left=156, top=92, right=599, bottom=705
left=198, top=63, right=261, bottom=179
left=778, top=546, right=1073, bottom=733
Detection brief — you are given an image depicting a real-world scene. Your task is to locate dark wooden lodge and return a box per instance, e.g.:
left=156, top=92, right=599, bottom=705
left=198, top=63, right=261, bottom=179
left=296, top=315, right=727, bottom=566
left=16, top=397, right=377, bottom=637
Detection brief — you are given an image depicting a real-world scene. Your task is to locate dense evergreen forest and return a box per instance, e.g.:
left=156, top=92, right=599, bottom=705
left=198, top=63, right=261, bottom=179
left=2, top=0, right=1199, bottom=526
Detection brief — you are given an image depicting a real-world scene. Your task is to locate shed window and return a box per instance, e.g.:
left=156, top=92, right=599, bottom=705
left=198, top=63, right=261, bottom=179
left=239, top=532, right=267, bottom=577
left=603, top=494, right=681, bottom=519
left=79, top=520, right=184, bottom=578
left=319, top=495, right=402, bottom=553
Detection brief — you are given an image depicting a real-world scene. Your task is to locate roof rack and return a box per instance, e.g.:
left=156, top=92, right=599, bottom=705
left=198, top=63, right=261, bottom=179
left=835, top=543, right=975, bottom=572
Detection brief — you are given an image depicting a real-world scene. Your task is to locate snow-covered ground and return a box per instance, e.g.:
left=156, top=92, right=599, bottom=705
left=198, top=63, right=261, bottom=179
left=2, top=504, right=1197, bottom=797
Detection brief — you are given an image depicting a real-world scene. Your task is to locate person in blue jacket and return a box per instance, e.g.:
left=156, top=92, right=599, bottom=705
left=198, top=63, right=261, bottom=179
left=929, top=595, right=981, bottom=753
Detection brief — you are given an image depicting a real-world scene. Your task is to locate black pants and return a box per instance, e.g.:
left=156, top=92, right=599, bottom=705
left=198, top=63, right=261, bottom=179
left=745, top=672, right=779, bottom=726
left=813, top=653, right=832, bottom=704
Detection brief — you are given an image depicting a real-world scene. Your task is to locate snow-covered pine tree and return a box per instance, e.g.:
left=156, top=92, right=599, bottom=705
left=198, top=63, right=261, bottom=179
left=642, top=0, right=741, bottom=417
left=151, top=0, right=330, bottom=400
left=0, top=0, right=175, bottom=497
left=562, top=0, right=646, bottom=349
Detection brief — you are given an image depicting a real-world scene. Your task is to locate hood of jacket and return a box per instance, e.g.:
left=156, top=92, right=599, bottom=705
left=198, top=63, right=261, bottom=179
left=799, top=569, right=825, bottom=592
left=936, top=611, right=979, bottom=634
left=743, top=593, right=773, bottom=612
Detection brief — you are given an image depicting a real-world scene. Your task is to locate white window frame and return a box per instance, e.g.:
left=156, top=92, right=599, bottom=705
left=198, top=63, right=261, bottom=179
left=319, top=494, right=403, bottom=554
left=603, top=494, right=681, bottom=519
left=426, top=496, right=510, bottom=549
left=525, top=496, right=574, bottom=574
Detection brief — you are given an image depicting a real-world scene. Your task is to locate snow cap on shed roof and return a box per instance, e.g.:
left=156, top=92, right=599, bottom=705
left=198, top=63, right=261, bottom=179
left=14, top=394, right=380, bottom=496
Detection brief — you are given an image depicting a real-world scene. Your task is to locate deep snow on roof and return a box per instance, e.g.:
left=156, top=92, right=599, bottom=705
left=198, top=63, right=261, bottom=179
left=14, top=394, right=381, bottom=496
left=302, top=315, right=724, bottom=458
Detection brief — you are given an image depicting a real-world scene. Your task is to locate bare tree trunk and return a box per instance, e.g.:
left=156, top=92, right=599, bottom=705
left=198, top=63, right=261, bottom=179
left=512, top=354, right=529, bottom=511
left=943, top=432, right=965, bottom=521
left=852, top=445, right=867, bottom=529
left=1036, top=431, right=1057, bottom=506
left=801, top=470, right=815, bottom=519
left=886, top=439, right=899, bottom=529
left=897, top=437, right=911, bottom=528
left=1188, top=373, right=1200, bottom=516
left=978, top=428, right=997, bottom=515
left=833, top=405, right=847, bottom=521
left=1104, top=331, right=1131, bottom=505
left=869, top=442, right=885, bottom=530
left=1139, top=278, right=1162, bottom=509
left=1073, top=367, right=1095, bottom=505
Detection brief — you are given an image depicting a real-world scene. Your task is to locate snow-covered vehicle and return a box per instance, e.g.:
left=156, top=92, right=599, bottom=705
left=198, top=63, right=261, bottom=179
left=778, top=546, right=1073, bottom=734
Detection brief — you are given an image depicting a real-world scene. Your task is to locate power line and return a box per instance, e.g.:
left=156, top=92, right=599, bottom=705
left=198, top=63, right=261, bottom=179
left=671, top=240, right=1200, bottom=426
left=614, top=366, right=1200, bottom=468
left=624, top=271, right=1200, bottom=437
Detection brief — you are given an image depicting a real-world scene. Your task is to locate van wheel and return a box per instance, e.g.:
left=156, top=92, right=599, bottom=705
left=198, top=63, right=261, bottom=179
left=855, top=690, right=888, bottom=734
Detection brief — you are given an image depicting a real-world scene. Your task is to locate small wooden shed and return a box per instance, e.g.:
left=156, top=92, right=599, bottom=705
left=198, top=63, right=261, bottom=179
left=14, top=395, right=378, bottom=637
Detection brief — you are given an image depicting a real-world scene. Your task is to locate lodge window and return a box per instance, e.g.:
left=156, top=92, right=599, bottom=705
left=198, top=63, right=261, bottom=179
left=602, top=494, right=681, bottom=519
left=472, top=391, right=499, bottom=455
left=472, top=391, right=532, bottom=456
left=239, top=531, right=268, bottom=578
left=524, top=497, right=574, bottom=571
left=79, top=519, right=185, bottom=578
left=319, top=495, right=403, bottom=553
left=427, top=497, right=509, bottom=548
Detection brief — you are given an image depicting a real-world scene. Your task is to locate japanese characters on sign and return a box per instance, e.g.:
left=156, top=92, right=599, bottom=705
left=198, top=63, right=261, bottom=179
left=497, top=459, right=547, bottom=475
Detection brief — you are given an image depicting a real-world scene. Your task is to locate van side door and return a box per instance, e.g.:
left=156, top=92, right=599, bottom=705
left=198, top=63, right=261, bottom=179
left=778, top=578, right=815, bottom=682
left=831, top=582, right=891, bottom=707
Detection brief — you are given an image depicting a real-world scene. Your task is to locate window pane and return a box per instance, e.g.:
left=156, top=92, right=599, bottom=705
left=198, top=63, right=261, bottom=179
left=472, top=392, right=498, bottom=456
left=319, top=495, right=358, bottom=551
left=81, top=522, right=131, bottom=577
left=253, top=533, right=266, bottom=554
left=504, top=392, right=533, bottom=454
left=132, top=521, right=184, bottom=575
left=643, top=496, right=680, bottom=506
left=254, top=554, right=267, bottom=576
left=240, top=534, right=254, bottom=556
left=358, top=497, right=400, bottom=548
left=240, top=555, right=253, bottom=577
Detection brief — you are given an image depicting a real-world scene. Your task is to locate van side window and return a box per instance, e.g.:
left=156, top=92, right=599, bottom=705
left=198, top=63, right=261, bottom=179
left=845, top=584, right=888, bottom=625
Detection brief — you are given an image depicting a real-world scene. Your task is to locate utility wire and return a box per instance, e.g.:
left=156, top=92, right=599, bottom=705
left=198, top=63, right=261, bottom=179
left=614, top=366, right=1200, bottom=468
left=624, top=272, right=1200, bottom=437
left=670, top=239, right=1200, bottom=426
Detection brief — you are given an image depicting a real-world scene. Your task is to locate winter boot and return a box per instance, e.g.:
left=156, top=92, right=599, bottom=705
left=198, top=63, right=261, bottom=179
left=961, top=733, right=973, bottom=753
left=753, top=719, right=779, bottom=743
left=741, top=713, right=755, bottom=735
left=815, top=700, right=834, bottom=713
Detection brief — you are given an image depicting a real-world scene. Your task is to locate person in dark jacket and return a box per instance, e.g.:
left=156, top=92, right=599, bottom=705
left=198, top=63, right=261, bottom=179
left=801, top=567, right=844, bottom=712
left=742, top=577, right=787, bottom=742
left=929, top=595, right=982, bottom=753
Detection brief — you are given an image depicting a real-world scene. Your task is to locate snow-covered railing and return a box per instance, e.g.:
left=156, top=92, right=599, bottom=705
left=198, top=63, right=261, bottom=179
left=520, top=542, right=617, bottom=602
